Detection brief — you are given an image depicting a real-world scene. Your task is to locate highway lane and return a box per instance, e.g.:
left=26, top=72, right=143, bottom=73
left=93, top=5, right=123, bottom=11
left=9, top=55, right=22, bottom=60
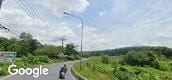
left=1, top=61, right=77, bottom=80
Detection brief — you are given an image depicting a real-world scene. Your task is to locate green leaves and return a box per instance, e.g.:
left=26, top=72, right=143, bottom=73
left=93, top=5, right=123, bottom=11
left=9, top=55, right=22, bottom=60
left=65, top=43, right=79, bottom=56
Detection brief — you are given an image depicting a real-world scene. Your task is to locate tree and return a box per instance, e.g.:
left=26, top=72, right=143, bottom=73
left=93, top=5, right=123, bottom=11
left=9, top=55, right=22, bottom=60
left=34, top=45, right=63, bottom=58
left=20, top=32, right=32, bottom=40
left=123, top=51, right=157, bottom=66
left=0, top=37, right=10, bottom=51
left=65, top=43, right=79, bottom=56
left=18, top=32, right=42, bottom=56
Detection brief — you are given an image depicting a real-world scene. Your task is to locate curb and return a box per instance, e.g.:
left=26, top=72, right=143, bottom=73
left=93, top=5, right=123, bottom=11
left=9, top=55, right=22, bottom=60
left=71, top=64, right=87, bottom=80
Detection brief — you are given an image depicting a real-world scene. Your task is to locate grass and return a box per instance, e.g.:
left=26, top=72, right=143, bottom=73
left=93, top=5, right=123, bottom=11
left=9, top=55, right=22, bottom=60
left=73, top=56, right=172, bottom=80
left=73, top=58, right=113, bottom=80
left=0, top=56, right=64, bottom=76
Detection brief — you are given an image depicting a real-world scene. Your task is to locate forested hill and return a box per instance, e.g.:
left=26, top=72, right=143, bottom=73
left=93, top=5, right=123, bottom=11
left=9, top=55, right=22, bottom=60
left=85, top=46, right=172, bottom=57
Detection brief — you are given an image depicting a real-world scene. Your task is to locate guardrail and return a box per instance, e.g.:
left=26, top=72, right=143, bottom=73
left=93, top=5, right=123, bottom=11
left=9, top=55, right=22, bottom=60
left=71, top=64, right=87, bottom=80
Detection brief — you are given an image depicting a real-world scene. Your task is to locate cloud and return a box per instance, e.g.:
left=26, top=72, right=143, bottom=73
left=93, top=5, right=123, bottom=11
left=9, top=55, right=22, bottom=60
left=111, top=0, right=130, bottom=15
left=0, top=0, right=172, bottom=51
left=98, top=11, right=106, bottom=17
left=0, top=0, right=89, bottom=45
left=29, top=0, right=89, bottom=15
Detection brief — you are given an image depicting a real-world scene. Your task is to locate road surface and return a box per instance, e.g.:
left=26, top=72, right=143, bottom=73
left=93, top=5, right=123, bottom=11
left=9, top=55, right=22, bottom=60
left=1, top=61, right=77, bottom=80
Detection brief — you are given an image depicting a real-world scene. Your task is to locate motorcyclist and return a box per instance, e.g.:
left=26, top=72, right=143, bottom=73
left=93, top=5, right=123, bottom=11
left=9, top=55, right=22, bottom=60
left=59, top=64, right=67, bottom=79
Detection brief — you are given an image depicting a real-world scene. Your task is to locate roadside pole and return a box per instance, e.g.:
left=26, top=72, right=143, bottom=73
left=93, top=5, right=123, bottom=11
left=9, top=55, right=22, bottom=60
left=0, top=0, right=3, bottom=11
left=63, top=12, right=84, bottom=71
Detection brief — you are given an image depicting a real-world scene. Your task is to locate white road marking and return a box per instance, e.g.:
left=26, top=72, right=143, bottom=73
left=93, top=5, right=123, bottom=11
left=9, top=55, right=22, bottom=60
left=0, top=74, right=15, bottom=80
left=69, top=65, right=76, bottom=80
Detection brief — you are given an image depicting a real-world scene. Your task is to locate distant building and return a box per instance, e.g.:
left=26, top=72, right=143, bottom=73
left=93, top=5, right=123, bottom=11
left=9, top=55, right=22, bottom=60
left=0, top=51, right=17, bottom=63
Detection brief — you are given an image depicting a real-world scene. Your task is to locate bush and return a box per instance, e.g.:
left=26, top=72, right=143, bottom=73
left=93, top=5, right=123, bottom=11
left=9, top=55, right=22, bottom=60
left=0, top=63, right=9, bottom=75
left=74, top=55, right=81, bottom=60
left=0, top=62, right=4, bottom=66
left=101, top=55, right=109, bottom=64
left=112, top=61, right=120, bottom=71
left=152, top=60, right=169, bottom=71
left=38, top=56, right=50, bottom=63
left=114, top=70, right=132, bottom=80
left=119, top=67, right=128, bottom=72
left=0, top=68, right=8, bottom=75
left=22, top=54, right=50, bottom=65
left=65, top=56, right=75, bottom=61
left=123, top=51, right=157, bottom=66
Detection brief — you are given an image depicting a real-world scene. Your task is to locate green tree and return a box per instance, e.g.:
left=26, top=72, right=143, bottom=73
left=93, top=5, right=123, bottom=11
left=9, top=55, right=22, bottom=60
left=65, top=43, right=79, bottom=56
left=0, top=37, right=10, bottom=51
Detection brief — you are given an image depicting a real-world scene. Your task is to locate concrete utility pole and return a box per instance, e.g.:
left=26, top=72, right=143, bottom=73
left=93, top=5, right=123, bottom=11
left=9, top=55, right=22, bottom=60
left=59, top=35, right=67, bottom=48
left=63, top=12, right=84, bottom=70
left=0, top=0, right=3, bottom=10
left=74, top=44, right=79, bottom=51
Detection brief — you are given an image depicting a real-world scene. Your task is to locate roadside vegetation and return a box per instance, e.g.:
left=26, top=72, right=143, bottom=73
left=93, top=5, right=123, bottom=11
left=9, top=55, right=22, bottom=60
left=74, top=46, right=172, bottom=80
left=0, top=32, right=80, bottom=76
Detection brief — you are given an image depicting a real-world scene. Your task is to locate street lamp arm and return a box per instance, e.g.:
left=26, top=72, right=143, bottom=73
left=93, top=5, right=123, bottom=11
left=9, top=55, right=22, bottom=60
left=63, top=11, right=84, bottom=70
left=63, top=12, right=83, bottom=21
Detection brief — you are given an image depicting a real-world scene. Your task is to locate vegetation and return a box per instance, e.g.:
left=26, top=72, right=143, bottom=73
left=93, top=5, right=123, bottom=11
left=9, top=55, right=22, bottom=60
left=0, top=32, right=80, bottom=76
left=74, top=46, right=172, bottom=80
left=85, top=46, right=172, bottom=57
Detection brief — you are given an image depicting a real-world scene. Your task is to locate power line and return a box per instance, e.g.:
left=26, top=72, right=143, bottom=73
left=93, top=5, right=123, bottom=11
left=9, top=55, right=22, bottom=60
left=21, top=0, right=60, bottom=36
left=17, top=0, right=58, bottom=34
left=14, top=0, right=63, bottom=42
left=14, top=0, right=57, bottom=40
left=21, top=0, right=51, bottom=31
left=0, top=22, right=20, bottom=37
left=14, top=0, right=46, bottom=30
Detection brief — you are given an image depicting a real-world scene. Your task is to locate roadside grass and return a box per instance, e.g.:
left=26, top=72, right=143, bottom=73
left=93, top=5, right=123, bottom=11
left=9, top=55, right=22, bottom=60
left=0, top=55, right=64, bottom=76
left=73, top=58, right=113, bottom=80
left=73, top=56, right=172, bottom=80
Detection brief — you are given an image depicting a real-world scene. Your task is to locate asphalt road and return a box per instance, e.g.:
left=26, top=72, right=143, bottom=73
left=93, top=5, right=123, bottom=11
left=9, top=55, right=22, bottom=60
left=1, top=61, right=77, bottom=80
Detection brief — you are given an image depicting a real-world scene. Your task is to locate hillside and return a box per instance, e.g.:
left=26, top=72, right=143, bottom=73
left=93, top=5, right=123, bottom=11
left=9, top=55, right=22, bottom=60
left=75, top=46, right=172, bottom=80
left=85, top=46, right=172, bottom=57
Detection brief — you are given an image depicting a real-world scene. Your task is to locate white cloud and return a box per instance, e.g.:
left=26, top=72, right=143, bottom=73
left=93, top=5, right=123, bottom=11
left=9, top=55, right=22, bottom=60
left=0, top=0, right=89, bottom=46
left=29, top=0, right=89, bottom=15
left=98, top=11, right=106, bottom=17
left=0, top=0, right=172, bottom=51
left=111, top=0, right=130, bottom=15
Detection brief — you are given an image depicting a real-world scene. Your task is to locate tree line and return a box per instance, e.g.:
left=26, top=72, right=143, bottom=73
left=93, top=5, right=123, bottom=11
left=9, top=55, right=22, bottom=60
left=85, top=46, right=172, bottom=58
left=0, top=32, right=79, bottom=58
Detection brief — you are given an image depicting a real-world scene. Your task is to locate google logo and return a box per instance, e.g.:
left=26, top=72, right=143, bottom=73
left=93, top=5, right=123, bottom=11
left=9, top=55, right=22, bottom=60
left=8, top=64, right=48, bottom=78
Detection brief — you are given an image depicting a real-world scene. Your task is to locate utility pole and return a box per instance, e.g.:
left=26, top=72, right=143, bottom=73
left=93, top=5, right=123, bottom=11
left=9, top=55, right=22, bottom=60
left=74, top=44, right=79, bottom=51
left=0, top=0, right=3, bottom=10
left=63, top=12, right=84, bottom=70
left=59, top=35, right=67, bottom=48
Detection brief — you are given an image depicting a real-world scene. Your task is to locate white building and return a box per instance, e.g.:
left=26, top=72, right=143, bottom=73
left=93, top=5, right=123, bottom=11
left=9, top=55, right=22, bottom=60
left=0, top=51, right=17, bottom=63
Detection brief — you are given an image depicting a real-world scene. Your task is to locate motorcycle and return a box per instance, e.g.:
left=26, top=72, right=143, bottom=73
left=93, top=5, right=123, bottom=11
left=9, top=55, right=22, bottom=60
left=59, top=69, right=66, bottom=79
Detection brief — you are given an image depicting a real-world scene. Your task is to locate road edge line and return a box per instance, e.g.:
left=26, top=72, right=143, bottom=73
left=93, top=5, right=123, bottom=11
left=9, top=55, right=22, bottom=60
left=69, top=65, right=77, bottom=80
left=0, top=74, right=16, bottom=80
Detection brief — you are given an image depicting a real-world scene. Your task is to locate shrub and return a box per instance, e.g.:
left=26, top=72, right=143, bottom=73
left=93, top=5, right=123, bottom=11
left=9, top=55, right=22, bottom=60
left=0, top=68, right=8, bottom=75
left=0, top=64, right=9, bottom=75
left=123, top=51, right=157, bottom=66
left=119, top=67, right=128, bottom=72
left=114, top=70, right=132, bottom=80
left=74, top=55, right=81, bottom=60
left=0, top=62, right=4, bottom=66
left=152, top=60, right=169, bottom=71
left=38, top=56, right=49, bottom=63
left=101, top=55, right=109, bottom=64
left=65, top=56, right=75, bottom=61
left=112, top=61, right=120, bottom=71
left=22, top=54, right=50, bottom=65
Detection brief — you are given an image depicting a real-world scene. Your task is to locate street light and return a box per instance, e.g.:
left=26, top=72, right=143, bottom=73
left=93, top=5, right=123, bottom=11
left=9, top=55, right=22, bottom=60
left=63, top=12, right=84, bottom=70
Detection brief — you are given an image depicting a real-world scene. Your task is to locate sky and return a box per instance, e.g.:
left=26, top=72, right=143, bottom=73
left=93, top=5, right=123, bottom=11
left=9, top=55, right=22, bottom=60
left=0, top=0, right=172, bottom=51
